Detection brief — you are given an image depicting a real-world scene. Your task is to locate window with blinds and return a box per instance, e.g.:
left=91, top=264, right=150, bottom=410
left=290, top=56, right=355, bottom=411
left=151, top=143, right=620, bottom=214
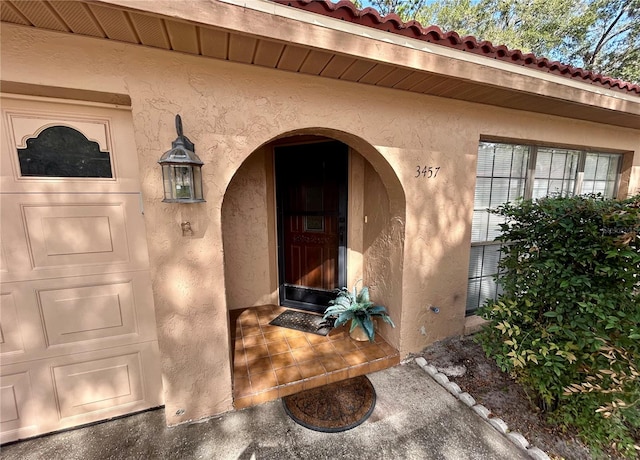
left=466, top=142, right=622, bottom=314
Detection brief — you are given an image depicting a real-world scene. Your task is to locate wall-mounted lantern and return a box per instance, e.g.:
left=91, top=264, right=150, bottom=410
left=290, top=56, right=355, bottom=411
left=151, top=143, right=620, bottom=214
left=158, top=114, right=205, bottom=203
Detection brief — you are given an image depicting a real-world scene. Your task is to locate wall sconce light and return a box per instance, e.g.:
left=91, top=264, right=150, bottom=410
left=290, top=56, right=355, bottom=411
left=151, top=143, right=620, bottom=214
left=158, top=114, right=205, bottom=203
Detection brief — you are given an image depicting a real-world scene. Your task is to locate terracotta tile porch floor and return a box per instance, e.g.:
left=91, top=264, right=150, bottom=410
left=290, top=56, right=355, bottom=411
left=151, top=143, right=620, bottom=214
left=231, top=305, right=400, bottom=409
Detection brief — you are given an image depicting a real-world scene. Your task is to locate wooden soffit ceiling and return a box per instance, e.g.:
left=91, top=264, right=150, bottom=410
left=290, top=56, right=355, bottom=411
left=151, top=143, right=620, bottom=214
left=1, top=0, right=639, bottom=129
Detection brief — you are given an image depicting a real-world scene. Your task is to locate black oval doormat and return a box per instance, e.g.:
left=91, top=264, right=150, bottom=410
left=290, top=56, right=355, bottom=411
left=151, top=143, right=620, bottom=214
left=282, top=375, right=376, bottom=432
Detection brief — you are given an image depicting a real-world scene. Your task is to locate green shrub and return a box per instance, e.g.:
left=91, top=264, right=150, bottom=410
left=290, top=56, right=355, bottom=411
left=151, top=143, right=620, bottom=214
left=476, top=195, right=640, bottom=457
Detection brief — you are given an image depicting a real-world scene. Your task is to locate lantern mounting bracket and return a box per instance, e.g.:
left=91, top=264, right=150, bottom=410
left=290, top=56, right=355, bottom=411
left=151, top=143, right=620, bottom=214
left=173, top=114, right=195, bottom=153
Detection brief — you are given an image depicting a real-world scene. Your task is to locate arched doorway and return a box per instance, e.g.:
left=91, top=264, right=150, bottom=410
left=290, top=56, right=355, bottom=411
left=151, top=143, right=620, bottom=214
left=222, top=130, right=406, bottom=323
left=221, top=129, right=406, bottom=409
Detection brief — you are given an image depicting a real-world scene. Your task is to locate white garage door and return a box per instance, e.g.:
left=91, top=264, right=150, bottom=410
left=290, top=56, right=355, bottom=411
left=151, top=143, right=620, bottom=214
left=0, top=95, right=163, bottom=443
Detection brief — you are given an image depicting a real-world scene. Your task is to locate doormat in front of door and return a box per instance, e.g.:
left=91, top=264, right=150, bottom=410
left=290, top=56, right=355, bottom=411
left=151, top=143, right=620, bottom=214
left=269, top=310, right=331, bottom=336
left=282, top=375, right=376, bottom=432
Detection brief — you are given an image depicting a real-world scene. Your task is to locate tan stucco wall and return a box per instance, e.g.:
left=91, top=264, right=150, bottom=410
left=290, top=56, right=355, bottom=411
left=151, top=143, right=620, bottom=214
left=362, top=162, right=403, bottom=346
left=222, top=147, right=278, bottom=309
left=347, top=151, right=366, bottom=289
left=2, top=23, right=639, bottom=425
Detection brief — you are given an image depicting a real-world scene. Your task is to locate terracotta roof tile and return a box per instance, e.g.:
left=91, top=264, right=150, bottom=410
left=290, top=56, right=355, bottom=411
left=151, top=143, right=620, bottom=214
left=273, top=0, right=640, bottom=95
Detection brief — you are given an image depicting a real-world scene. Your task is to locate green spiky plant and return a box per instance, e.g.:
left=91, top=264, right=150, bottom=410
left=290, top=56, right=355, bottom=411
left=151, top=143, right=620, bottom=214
left=323, top=281, right=395, bottom=341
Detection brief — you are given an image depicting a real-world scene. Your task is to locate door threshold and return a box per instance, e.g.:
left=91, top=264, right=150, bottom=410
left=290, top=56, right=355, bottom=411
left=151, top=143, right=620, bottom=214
left=281, top=300, right=326, bottom=314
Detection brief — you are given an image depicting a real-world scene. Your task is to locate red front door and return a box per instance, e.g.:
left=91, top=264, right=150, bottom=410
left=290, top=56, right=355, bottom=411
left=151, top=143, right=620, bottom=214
left=275, top=141, right=348, bottom=312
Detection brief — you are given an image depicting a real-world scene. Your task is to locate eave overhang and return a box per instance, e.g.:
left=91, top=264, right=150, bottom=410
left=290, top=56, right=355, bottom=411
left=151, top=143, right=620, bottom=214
left=1, top=0, right=638, bottom=129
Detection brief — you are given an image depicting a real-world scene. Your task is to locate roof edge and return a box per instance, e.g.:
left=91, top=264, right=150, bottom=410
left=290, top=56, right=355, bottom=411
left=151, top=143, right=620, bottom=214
left=272, top=0, right=639, bottom=96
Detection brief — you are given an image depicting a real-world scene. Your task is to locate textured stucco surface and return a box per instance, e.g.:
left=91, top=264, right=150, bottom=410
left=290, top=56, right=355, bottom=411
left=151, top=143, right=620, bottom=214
left=347, top=152, right=366, bottom=289
left=363, top=162, right=404, bottom=347
left=222, top=147, right=277, bottom=309
left=2, top=22, right=638, bottom=425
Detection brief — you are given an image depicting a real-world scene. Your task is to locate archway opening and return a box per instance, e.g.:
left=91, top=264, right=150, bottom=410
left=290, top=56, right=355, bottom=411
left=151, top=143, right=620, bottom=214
left=221, top=129, right=406, bottom=408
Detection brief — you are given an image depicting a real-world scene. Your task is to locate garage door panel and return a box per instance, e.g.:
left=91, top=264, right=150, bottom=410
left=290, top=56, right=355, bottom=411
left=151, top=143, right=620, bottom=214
left=39, top=215, right=114, bottom=255
left=0, top=199, right=32, bottom=277
left=1, top=272, right=157, bottom=366
left=9, top=113, right=111, bottom=153
left=39, top=281, right=136, bottom=346
left=0, top=342, right=163, bottom=442
left=24, top=203, right=129, bottom=269
left=45, top=342, right=163, bottom=431
left=1, top=194, right=149, bottom=282
left=1, top=384, right=20, bottom=424
left=53, top=353, right=144, bottom=419
left=0, top=243, right=7, bottom=274
left=1, top=98, right=143, bottom=194
left=0, top=371, right=39, bottom=444
left=0, top=292, right=26, bottom=355
left=0, top=288, right=45, bottom=362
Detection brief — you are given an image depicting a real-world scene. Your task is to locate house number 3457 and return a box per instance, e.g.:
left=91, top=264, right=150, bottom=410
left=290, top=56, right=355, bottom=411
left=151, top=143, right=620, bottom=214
left=415, top=166, right=441, bottom=178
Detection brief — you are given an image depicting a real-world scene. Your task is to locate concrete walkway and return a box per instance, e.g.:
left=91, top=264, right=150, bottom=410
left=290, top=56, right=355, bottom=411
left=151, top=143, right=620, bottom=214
left=1, top=363, right=528, bottom=460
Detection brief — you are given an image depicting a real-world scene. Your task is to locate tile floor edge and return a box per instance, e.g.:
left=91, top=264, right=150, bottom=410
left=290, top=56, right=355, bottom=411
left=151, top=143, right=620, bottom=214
left=238, top=354, right=401, bottom=402
left=414, top=357, right=551, bottom=460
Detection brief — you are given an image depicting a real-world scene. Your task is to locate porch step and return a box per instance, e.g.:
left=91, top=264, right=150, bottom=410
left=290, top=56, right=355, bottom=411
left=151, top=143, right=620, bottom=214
left=231, top=305, right=400, bottom=409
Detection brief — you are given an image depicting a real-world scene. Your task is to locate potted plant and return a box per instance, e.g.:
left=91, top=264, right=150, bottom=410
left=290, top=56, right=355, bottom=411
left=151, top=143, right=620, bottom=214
left=323, top=282, right=395, bottom=341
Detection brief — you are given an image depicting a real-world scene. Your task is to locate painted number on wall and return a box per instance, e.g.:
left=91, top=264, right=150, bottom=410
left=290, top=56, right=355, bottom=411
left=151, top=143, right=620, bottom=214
left=415, top=166, right=441, bottom=178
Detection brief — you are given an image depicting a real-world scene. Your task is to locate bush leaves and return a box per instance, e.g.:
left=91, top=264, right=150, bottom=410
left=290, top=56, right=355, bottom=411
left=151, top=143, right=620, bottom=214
left=476, top=194, right=640, bottom=457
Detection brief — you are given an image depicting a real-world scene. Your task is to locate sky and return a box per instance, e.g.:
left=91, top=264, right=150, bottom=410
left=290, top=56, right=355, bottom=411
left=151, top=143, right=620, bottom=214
left=358, top=0, right=440, bottom=9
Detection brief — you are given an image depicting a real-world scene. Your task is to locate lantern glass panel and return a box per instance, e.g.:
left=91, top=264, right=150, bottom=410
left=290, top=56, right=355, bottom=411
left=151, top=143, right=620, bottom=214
left=162, top=165, right=173, bottom=200
left=193, top=167, right=203, bottom=200
left=174, top=166, right=193, bottom=199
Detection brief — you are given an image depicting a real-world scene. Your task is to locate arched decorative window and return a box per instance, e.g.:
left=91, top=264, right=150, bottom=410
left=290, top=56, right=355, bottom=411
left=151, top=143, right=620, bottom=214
left=18, top=126, right=113, bottom=178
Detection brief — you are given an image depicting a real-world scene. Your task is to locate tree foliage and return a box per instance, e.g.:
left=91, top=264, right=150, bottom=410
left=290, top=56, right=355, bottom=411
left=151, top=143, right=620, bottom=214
left=368, top=0, right=640, bottom=84
left=476, top=195, right=640, bottom=456
left=360, top=0, right=427, bottom=18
